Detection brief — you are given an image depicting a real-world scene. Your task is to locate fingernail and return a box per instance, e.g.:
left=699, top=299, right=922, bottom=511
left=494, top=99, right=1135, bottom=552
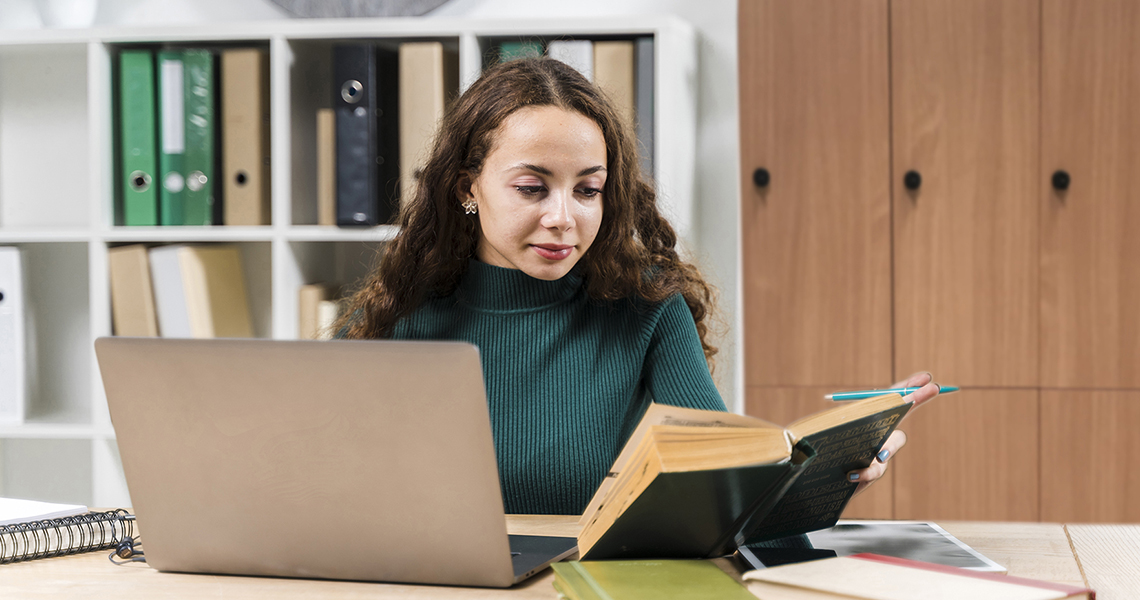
left=877, top=449, right=890, bottom=462
left=848, top=473, right=860, bottom=482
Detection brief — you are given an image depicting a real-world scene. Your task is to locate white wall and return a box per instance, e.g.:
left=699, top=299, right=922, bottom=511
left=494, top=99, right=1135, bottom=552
left=2, top=0, right=743, bottom=411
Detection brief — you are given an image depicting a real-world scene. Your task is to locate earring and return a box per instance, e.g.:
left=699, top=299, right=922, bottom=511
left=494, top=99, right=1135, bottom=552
left=462, top=198, right=478, bottom=215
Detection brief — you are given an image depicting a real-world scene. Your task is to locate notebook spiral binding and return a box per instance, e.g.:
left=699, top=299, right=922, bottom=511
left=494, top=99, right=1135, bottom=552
left=0, top=509, right=135, bottom=564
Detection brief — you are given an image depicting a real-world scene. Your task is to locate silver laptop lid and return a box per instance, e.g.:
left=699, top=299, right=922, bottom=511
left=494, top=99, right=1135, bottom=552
left=96, top=337, right=517, bottom=587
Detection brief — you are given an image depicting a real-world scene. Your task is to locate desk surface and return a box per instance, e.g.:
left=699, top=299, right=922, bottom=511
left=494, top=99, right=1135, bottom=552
left=0, top=518, right=1134, bottom=599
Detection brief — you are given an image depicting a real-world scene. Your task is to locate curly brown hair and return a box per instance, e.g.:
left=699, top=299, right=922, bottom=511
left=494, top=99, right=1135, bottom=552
left=336, top=57, right=718, bottom=366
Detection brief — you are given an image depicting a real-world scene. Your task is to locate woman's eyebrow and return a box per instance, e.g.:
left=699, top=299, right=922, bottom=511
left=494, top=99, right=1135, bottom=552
left=577, top=166, right=607, bottom=177
left=505, top=163, right=606, bottom=177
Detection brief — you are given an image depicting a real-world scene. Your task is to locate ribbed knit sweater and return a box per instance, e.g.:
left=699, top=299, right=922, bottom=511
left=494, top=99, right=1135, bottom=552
left=390, top=260, right=727, bottom=515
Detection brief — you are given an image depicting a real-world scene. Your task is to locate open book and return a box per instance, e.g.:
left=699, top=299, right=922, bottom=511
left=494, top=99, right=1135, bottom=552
left=577, top=393, right=913, bottom=560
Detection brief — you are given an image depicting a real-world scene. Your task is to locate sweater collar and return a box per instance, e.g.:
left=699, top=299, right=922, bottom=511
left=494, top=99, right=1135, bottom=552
left=456, top=259, right=583, bottom=312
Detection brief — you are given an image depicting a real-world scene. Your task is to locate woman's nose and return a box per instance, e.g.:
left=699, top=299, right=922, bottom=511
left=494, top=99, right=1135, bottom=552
left=541, top=192, right=574, bottom=230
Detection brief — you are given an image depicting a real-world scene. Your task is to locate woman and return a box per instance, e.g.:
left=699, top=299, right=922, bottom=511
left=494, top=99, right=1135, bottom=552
left=336, top=57, right=937, bottom=515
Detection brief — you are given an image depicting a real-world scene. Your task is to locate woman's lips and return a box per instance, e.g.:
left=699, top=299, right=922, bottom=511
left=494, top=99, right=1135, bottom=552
left=532, top=244, right=573, bottom=261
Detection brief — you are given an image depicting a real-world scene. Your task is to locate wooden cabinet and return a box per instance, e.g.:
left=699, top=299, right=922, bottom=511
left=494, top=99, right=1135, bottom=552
left=740, top=0, right=1140, bottom=521
left=892, top=0, right=1040, bottom=387
left=739, top=0, right=892, bottom=390
left=1041, top=391, right=1140, bottom=522
left=893, top=390, right=1040, bottom=521
left=1041, top=0, right=1140, bottom=389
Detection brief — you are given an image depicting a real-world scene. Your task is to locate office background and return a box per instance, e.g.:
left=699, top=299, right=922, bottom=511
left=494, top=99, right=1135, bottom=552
left=5, top=0, right=1135, bottom=527
left=0, top=0, right=744, bottom=504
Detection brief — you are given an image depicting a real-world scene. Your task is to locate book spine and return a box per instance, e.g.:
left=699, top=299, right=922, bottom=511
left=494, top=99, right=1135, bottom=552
left=634, top=36, right=654, bottom=176
left=108, top=244, right=160, bottom=337
left=593, top=41, right=636, bottom=128
left=182, top=49, right=217, bottom=226
left=222, top=48, right=271, bottom=226
left=158, top=51, right=186, bottom=226
left=334, top=44, right=384, bottom=226
left=398, top=41, right=454, bottom=207
left=0, top=509, right=134, bottom=564
left=118, top=50, right=159, bottom=226
left=316, top=108, right=337, bottom=226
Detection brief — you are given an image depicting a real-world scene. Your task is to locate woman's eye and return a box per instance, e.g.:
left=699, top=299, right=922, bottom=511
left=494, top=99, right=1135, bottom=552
left=515, top=185, right=545, bottom=195
left=577, top=187, right=602, bottom=198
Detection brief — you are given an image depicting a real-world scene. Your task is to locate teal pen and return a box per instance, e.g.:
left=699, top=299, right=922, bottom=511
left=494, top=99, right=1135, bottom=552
left=825, top=385, right=959, bottom=401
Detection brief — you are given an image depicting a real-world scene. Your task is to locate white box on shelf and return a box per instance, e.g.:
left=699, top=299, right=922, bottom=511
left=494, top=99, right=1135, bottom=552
left=0, top=246, right=25, bottom=424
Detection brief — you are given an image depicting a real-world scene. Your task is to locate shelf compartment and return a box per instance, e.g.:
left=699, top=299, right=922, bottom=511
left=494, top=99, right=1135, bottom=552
left=2, top=243, right=94, bottom=426
left=0, top=438, right=93, bottom=505
left=283, top=35, right=461, bottom=226
left=0, top=44, right=91, bottom=229
left=278, top=240, right=383, bottom=339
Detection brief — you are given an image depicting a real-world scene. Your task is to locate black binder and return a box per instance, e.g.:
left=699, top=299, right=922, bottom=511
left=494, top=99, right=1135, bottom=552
left=333, top=44, right=399, bottom=227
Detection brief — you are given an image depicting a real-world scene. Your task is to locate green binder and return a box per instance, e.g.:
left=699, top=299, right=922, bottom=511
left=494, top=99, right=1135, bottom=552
left=498, top=41, right=543, bottom=62
left=157, top=50, right=185, bottom=226
left=118, top=50, right=158, bottom=226
left=182, top=49, right=215, bottom=226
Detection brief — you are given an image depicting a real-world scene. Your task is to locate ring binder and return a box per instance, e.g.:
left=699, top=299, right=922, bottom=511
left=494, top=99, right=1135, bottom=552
left=0, top=509, right=135, bottom=564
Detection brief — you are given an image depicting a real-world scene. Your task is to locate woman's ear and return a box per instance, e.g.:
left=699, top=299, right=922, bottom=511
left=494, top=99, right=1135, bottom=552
left=455, top=170, right=474, bottom=203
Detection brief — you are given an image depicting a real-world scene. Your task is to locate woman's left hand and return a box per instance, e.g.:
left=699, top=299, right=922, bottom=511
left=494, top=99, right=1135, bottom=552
left=847, top=371, right=940, bottom=496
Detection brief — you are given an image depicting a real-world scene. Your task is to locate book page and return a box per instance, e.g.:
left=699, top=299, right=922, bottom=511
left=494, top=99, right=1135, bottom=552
left=578, top=404, right=781, bottom=525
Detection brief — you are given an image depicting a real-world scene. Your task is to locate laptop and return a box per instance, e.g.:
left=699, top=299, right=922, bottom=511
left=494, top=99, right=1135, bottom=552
left=95, top=337, right=577, bottom=587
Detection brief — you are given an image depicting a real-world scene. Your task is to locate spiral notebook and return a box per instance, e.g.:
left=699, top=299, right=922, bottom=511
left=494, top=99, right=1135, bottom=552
left=0, top=498, right=135, bottom=564
left=96, top=337, right=577, bottom=587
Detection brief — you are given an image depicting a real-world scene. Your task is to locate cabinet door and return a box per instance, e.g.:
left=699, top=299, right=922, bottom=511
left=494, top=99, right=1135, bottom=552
left=892, top=0, right=1040, bottom=387
left=1042, top=0, right=1140, bottom=388
left=739, top=0, right=892, bottom=390
left=893, top=390, right=1039, bottom=521
left=745, top=387, right=892, bottom=519
left=1041, top=391, right=1140, bottom=522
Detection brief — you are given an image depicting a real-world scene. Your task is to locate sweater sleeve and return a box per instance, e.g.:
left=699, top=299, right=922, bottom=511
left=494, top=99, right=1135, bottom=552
left=642, top=294, right=728, bottom=412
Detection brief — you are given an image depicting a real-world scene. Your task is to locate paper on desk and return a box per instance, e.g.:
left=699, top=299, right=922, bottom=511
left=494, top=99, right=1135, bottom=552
left=0, top=497, right=88, bottom=526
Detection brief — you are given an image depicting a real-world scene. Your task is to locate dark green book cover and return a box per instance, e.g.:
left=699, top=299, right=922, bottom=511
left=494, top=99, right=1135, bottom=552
left=580, top=445, right=815, bottom=560
left=739, top=402, right=912, bottom=544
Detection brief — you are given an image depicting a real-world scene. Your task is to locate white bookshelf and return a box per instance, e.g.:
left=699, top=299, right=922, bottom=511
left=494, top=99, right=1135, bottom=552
left=0, top=16, right=698, bottom=508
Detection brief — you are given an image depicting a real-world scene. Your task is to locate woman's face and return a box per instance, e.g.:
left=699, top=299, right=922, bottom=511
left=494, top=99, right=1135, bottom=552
left=465, top=105, right=606, bottom=281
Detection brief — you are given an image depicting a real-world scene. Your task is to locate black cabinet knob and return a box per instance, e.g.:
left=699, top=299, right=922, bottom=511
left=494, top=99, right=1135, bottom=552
left=1052, top=170, right=1071, bottom=191
left=753, top=167, right=771, bottom=189
left=904, top=170, right=922, bottom=191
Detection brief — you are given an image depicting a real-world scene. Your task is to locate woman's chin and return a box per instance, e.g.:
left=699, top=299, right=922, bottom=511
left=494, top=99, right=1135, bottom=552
left=521, top=257, right=580, bottom=281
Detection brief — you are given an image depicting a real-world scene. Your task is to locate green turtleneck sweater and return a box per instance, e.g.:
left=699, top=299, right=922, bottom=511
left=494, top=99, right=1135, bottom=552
left=389, top=260, right=727, bottom=515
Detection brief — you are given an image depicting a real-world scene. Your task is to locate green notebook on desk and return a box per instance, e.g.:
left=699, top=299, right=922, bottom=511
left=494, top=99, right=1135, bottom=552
left=552, top=560, right=755, bottom=600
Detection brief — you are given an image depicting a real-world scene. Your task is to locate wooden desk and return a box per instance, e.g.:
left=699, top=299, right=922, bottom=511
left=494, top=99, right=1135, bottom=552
left=0, top=518, right=1131, bottom=599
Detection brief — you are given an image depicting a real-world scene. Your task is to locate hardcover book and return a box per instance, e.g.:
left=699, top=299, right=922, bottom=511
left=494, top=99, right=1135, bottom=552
left=577, top=393, right=912, bottom=560
left=552, top=559, right=755, bottom=600
left=742, top=553, right=1095, bottom=599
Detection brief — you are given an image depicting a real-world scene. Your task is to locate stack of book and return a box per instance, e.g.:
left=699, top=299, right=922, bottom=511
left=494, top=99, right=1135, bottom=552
left=107, top=244, right=253, bottom=339
left=116, top=48, right=270, bottom=227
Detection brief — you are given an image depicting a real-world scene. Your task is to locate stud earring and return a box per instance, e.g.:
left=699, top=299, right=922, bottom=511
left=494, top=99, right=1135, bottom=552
left=462, top=198, right=478, bottom=214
